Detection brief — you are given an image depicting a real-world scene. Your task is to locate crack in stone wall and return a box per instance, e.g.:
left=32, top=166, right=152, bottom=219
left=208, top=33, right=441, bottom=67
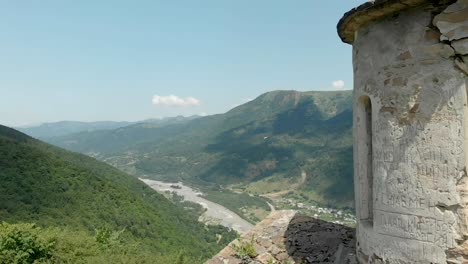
left=432, top=1, right=468, bottom=262
left=433, top=0, right=468, bottom=76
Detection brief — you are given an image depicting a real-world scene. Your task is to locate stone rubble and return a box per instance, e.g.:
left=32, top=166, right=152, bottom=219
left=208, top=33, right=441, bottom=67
left=206, top=210, right=356, bottom=264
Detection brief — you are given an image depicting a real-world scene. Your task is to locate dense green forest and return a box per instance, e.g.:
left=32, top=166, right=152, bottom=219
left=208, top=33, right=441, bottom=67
left=44, top=90, right=354, bottom=208
left=0, top=125, right=236, bottom=263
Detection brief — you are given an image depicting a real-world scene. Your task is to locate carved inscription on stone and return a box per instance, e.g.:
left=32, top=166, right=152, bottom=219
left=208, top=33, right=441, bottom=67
left=375, top=211, right=455, bottom=248
left=351, top=3, right=468, bottom=263
left=358, top=221, right=445, bottom=263
left=374, top=239, right=444, bottom=263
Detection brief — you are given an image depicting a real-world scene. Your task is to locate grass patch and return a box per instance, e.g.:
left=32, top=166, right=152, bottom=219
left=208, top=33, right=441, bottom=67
left=231, top=235, right=258, bottom=259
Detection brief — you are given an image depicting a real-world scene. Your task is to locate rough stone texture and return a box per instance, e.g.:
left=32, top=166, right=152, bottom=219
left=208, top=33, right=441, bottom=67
left=341, top=0, right=468, bottom=263
left=452, top=38, right=468, bottom=54
left=206, top=210, right=357, bottom=264
left=337, top=0, right=457, bottom=44
left=285, top=216, right=356, bottom=264
left=434, top=0, right=468, bottom=41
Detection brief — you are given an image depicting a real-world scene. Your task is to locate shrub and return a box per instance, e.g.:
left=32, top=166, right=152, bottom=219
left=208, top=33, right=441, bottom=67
left=94, top=227, right=124, bottom=249
left=0, top=222, right=55, bottom=264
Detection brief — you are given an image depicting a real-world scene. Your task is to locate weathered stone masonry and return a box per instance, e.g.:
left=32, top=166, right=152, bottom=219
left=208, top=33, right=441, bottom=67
left=339, top=0, right=468, bottom=263
left=206, top=211, right=357, bottom=264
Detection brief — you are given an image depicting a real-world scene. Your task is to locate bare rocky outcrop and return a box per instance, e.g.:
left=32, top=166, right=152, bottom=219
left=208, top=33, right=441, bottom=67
left=206, top=211, right=356, bottom=264
left=284, top=215, right=356, bottom=264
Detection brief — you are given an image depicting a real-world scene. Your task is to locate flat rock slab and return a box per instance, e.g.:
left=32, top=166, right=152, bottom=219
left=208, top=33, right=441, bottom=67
left=285, top=216, right=357, bottom=264
left=206, top=210, right=357, bottom=264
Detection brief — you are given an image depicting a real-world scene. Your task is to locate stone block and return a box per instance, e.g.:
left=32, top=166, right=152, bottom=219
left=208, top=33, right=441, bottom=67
left=433, top=1, right=468, bottom=41
left=256, top=252, right=275, bottom=264
left=452, top=38, right=468, bottom=55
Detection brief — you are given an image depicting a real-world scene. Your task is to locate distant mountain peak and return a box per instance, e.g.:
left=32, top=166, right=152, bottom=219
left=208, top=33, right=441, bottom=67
left=41, top=90, right=354, bottom=208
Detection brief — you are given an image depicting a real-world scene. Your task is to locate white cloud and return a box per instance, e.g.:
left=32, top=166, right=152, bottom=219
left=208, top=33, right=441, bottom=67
left=332, top=80, right=345, bottom=89
left=152, top=95, right=201, bottom=107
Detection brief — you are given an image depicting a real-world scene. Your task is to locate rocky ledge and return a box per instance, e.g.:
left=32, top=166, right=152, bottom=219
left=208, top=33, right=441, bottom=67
left=206, top=210, right=357, bottom=264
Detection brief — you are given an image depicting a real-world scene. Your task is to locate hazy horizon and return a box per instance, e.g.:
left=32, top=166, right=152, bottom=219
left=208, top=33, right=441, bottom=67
left=1, top=1, right=363, bottom=127
left=13, top=89, right=357, bottom=128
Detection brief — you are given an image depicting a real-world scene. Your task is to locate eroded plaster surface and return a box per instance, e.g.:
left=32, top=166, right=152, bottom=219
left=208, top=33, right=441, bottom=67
left=352, top=1, right=468, bottom=263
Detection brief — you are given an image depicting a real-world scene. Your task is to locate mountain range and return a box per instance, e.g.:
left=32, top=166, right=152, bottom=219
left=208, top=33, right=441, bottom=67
left=39, top=90, right=354, bottom=208
left=16, top=116, right=200, bottom=139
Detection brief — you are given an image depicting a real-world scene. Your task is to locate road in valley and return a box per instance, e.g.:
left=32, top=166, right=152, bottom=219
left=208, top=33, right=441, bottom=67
left=140, top=178, right=253, bottom=234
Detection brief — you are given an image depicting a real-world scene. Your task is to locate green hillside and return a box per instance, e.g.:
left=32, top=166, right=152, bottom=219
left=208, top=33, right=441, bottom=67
left=0, top=125, right=236, bottom=263
left=45, top=90, right=354, bottom=208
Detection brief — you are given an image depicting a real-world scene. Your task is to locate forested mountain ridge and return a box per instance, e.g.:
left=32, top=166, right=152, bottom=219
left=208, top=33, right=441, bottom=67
left=16, top=116, right=200, bottom=140
left=42, top=90, right=354, bottom=208
left=16, top=121, right=135, bottom=139
left=0, top=125, right=235, bottom=263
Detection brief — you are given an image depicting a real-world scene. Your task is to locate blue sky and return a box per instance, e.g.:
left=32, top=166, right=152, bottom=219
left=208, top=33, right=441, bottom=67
left=1, top=1, right=365, bottom=127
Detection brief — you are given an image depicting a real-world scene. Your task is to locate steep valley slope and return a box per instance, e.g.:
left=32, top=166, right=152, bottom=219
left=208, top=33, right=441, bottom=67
left=0, top=125, right=236, bottom=263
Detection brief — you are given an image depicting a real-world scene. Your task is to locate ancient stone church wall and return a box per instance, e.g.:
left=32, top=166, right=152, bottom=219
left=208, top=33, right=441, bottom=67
left=348, top=1, right=468, bottom=263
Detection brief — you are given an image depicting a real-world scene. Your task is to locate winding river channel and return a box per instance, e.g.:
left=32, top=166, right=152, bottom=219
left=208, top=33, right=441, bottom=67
left=140, top=178, right=253, bottom=234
